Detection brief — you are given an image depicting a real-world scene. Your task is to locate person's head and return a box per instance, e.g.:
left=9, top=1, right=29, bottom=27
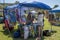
left=38, top=12, right=42, bottom=15
left=29, top=12, right=32, bottom=14
left=27, top=12, right=32, bottom=17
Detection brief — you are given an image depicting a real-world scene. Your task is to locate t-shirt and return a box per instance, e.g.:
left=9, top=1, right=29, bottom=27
left=5, top=15, right=9, bottom=19
left=24, top=25, right=29, bottom=32
left=37, top=14, right=44, bottom=26
left=21, top=17, right=26, bottom=23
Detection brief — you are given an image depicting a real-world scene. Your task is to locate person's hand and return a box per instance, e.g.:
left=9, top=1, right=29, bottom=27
left=33, top=19, right=35, bottom=23
left=24, top=22, right=26, bottom=25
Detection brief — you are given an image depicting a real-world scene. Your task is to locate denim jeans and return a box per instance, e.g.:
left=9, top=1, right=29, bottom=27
left=33, top=23, right=38, bottom=34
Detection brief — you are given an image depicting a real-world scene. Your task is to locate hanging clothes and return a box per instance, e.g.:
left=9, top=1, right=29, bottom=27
left=9, top=12, right=16, bottom=23
left=4, top=15, right=9, bottom=28
left=4, top=19, right=9, bottom=28
left=24, top=25, right=29, bottom=39
left=15, top=9, right=20, bottom=21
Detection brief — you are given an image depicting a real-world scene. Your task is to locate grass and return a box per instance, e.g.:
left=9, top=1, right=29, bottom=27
left=44, top=18, right=60, bottom=40
left=0, top=18, right=60, bottom=40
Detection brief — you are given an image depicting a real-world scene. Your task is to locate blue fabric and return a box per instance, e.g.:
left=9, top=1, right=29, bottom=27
left=14, top=32, right=20, bottom=38
left=33, top=23, right=40, bottom=33
left=21, top=17, right=26, bottom=22
left=5, top=15, right=9, bottom=20
left=4, top=1, right=51, bottom=14
left=10, top=18, right=16, bottom=23
left=33, top=23, right=37, bottom=33
left=9, top=13, right=16, bottom=23
left=49, top=10, right=60, bottom=13
left=10, top=16, right=16, bottom=23
left=20, top=1, right=51, bottom=10
left=4, top=8, right=8, bottom=15
left=5, top=4, right=19, bottom=10
left=4, top=1, right=51, bottom=12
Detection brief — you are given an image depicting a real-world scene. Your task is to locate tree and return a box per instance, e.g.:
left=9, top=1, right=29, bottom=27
left=15, top=1, right=20, bottom=4
left=52, top=5, right=59, bottom=9
left=0, top=5, right=3, bottom=9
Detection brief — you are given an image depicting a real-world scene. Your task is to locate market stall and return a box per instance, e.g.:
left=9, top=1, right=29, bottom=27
left=4, top=1, right=51, bottom=39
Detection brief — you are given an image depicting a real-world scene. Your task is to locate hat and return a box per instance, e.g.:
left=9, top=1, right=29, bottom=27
left=31, top=11, right=37, bottom=13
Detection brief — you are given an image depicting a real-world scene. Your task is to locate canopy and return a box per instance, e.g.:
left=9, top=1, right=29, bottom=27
left=5, top=4, right=20, bottom=10
left=4, top=1, right=51, bottom=10
left=20, top=1, right=51, bottom=10
left=49, top=10, right=60, bottom=13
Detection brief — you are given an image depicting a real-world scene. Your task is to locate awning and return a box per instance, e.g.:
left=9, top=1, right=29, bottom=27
left=49, top=10, right=60, bottom=13
left=5, top=4, right=19, bottom=10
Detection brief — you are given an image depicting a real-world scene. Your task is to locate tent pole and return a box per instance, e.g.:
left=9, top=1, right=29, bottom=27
left=50, top=12, right=53, bottom=32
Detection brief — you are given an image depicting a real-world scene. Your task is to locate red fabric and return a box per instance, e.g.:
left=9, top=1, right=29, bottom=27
left=9, top=27, right=14, bottom=31
left=4, top=20, right=9, bottom=28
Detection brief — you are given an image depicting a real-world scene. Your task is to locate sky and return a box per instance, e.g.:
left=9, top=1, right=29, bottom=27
left=0, top=0, right=60, bottom=10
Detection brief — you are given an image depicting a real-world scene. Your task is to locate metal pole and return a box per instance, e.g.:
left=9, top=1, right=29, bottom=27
left=3, top=0, right=5, bottom=17
left=0, top=0, right=1, bottom=3
left=3, top=0, right=5, bottom=7
left=51, top=12, right=52, bottom=32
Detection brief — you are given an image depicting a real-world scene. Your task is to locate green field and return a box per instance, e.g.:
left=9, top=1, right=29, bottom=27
left=0, top=18, right=60, bottom=40
left=44, top=18, right=60, bottom=40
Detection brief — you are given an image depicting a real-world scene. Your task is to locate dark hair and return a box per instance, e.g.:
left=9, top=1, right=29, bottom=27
left=24, top=10, right=26, bottom=13
left=27, top=12, right=31, bottom=20
left=38, top=12, right=42, bottom=15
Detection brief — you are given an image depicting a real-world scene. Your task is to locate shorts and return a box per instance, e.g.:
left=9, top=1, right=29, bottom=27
left=37, top=22, right=44, bottom=27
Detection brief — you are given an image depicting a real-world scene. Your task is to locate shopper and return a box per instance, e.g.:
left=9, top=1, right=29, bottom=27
left=36, top=12, right=44, bottom=40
